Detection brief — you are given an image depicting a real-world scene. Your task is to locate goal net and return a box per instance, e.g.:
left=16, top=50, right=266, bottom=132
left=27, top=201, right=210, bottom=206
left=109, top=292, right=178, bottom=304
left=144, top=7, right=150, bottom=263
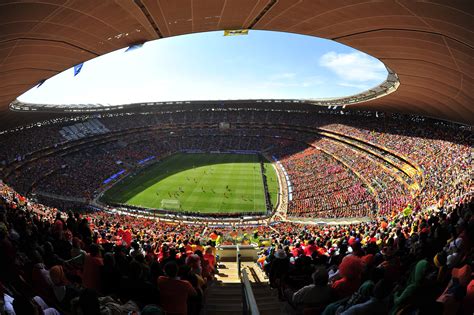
left=160, top=199, right=181, bottom=210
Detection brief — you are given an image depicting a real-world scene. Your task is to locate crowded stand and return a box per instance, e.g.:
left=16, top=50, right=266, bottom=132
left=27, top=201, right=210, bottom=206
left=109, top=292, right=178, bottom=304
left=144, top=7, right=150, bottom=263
left=257, top=193, right=473, bottom=314
left=0, top=126, right=62, bottom=164
left=0, top=107, right=473, bottom=314
left=277, top=146, right=375, bottom=218
left=320, top=122, right=472, bottom=210
left=314, top=138, right=413, bottom=216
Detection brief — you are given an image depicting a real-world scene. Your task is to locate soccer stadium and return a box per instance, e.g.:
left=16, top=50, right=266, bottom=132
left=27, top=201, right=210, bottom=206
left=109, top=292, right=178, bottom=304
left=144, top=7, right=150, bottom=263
left=0, top=2, right=473, bottom=315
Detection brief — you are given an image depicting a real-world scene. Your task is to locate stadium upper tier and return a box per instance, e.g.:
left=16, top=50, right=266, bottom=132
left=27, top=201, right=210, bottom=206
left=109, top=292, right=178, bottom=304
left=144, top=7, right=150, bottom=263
left=0, top=108, right=471, bottom=221
left=0, top=1, right=473, bottom=125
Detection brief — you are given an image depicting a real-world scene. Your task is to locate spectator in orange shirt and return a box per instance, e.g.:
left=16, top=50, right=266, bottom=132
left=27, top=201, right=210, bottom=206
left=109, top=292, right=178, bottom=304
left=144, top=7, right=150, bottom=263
left=203, top=246, right=216, bottom=273
left=192, top=239, right=204, bottom=253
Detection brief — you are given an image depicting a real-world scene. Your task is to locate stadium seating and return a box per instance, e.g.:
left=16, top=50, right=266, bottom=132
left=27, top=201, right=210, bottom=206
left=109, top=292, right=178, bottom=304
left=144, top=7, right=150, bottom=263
left=0, top=108, right=472, bottom=314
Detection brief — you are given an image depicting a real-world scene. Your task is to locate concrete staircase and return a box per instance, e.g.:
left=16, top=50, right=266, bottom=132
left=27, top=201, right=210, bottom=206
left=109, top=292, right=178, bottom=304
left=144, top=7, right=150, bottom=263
left=202, top=262, right=284, bottom=315
left=250, top=282, right=283, bottom=315
left=204, top=282, right=243, bottom=315
left=244, top=263, right=283, bottom=315
left=203, top=262, right=242, bottom=315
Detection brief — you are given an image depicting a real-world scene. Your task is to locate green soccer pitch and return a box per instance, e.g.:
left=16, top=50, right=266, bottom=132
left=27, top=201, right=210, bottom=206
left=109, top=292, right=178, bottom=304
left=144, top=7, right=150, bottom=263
left=101, top=153, right=279, bottom=214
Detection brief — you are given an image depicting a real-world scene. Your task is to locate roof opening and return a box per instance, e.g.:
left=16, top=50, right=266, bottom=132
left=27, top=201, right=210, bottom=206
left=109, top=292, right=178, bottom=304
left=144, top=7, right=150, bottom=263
left=18, top=30, right=389, bottom=107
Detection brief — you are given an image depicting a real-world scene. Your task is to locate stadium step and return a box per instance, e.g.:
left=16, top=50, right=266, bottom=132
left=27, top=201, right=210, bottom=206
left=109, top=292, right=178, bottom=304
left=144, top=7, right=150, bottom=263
left=215, top=262, right=240, bottom=283
left=241, top=262, right=268, bottom=283
left=203, top=282, right=243, bottom=315
left=246, top=264, right=286, bottom=315
left=251, top=284, right=284, bottom=314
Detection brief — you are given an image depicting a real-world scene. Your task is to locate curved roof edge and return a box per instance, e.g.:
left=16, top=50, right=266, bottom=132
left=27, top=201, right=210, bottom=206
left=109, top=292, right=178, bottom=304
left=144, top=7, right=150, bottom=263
left=9, top=66, right=399, bottom=113
left=307, top=66, right=399, bottom=107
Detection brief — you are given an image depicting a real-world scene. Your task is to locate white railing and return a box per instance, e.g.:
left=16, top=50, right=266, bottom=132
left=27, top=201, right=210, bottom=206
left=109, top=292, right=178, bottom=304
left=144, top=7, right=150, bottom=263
left=241, top=268, right=260, bottom=315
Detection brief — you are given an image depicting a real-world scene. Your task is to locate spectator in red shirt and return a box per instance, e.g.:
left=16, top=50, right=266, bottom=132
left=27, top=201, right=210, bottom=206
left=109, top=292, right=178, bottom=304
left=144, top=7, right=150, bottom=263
left=82, top=244, right=104, bottom=292
left=331, top=255, right=364, bottom=299
left=122, top=228, right=132, bottom=247
left=157, top=261, right=197, bottom=315
left=53, top=212, right=64, bottom=235
left=304, top=239, right=318, bottom=257
left=291, top=243, right=304, bottom=258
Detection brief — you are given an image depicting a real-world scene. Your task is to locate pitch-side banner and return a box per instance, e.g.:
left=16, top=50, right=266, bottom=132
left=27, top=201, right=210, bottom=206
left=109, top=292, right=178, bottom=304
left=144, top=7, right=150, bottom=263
left=224, top=29, right=249, bottom=36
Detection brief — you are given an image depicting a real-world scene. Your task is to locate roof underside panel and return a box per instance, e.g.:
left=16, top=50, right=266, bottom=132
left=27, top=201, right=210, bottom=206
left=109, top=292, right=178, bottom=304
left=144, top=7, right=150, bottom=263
left=0, top=0, right=472, bottom=125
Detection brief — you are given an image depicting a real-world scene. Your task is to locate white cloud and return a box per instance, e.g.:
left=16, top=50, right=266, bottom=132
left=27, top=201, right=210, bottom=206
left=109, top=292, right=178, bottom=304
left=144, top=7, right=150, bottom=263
left=319, top=51, right=386, bottom=82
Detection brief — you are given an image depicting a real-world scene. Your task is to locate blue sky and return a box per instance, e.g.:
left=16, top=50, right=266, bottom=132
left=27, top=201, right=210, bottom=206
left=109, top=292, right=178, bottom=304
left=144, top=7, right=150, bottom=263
left=19, top=31, right=387, bottom=105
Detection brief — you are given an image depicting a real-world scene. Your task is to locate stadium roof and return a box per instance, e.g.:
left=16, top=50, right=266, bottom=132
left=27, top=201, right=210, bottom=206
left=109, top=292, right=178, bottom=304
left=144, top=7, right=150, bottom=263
left=0, top=1, right=472, bottom=125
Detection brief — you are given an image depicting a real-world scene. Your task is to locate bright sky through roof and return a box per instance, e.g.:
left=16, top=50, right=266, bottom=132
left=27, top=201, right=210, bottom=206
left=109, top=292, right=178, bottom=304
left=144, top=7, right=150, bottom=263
left=18, top=31, right=388, bottom=105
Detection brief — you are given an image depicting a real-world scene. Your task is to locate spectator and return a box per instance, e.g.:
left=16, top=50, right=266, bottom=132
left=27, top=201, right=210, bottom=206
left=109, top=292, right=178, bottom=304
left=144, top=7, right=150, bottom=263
left=289, top=266, right=331, bottom=314
left=157, top=262, right=197, bottom=315
left=340, top=279, right=392, bottom=315
left=11, top=295, right=60, bottom=315
left=82, top=244, right=104, bottom=291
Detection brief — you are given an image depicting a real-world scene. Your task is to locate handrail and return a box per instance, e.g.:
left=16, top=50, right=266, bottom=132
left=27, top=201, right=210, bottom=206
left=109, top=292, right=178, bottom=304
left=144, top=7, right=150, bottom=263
left=236, top=244, right=241, bottom=278
left=241, top=268, right=260, bottom=315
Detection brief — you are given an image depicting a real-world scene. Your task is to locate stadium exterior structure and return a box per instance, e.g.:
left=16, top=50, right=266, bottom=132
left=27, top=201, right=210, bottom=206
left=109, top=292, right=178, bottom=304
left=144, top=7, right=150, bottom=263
left=0, top=1, right=472, bottom=126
